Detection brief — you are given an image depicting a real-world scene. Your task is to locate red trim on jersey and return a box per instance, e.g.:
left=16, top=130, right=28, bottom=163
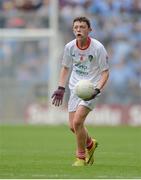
left=76, top=37, right=91, bottom=50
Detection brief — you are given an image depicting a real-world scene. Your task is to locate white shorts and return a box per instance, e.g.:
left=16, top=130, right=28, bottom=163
left=68, top=90, right=99, bottom=112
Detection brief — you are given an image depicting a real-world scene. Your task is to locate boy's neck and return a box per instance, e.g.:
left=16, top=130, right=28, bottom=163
left=76, top=37, right=91, bottom=50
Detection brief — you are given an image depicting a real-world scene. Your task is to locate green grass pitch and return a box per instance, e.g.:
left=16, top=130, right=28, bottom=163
left=0, top=125, right=141, bottom=179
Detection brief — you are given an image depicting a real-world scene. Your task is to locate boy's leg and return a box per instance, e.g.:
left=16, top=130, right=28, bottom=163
left=69, top=111, right=94, bottom=156
left=73, top=105, right=90, bottom=160
left=69, top=107, right=97, bottom=166
left=69, top=111, right=87, bottom=166
left=69, top=112, right=75, bottom=133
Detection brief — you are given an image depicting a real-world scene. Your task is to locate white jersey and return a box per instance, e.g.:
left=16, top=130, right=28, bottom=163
left=62, top=37, right=109, bottom=90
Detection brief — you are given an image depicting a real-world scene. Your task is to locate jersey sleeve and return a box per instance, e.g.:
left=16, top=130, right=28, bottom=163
left=62, top=45, right=72, bottom=68
left=98, top=45, right=109, bottom=72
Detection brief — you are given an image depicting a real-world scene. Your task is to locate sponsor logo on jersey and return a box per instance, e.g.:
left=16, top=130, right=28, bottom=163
left=75, top=69, right=88, bottom=75
left=74, top=63, right=88, bottom=76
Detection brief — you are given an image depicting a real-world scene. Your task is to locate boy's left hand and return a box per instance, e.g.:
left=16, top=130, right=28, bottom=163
left=84, top=88, right=100, bottom=101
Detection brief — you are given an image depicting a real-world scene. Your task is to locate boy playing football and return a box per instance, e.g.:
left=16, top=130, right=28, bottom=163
left=52, top=16, right=109, bottom=166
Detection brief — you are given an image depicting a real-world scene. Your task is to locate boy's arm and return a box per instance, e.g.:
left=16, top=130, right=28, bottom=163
left=58, top=66, right=70, bottom=87
left=85, top=69, right=109, bottom=101
left=96, top=69, right=109, bottom=90
left=52, top=66, right=70, bottom=106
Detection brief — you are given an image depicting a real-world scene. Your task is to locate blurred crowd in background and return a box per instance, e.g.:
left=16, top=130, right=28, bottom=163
left=0, top=0, right=141, bottom=105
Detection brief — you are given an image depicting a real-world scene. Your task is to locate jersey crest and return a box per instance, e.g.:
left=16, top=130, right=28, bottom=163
left=88, top=55, right=94, bottom=62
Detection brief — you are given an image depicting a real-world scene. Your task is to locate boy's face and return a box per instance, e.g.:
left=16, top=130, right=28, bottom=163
left=73, top=21, right=92, bottom=40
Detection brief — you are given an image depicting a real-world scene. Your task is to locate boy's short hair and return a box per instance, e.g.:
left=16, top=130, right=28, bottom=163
left=73, top=16, right=91, bottom=28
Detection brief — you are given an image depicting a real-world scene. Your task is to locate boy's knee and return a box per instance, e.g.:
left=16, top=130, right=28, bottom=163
left=73, top=119, right=83, bottom=131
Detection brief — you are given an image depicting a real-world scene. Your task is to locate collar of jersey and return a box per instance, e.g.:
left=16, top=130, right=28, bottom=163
left=76, top=37, right=91, bottom=50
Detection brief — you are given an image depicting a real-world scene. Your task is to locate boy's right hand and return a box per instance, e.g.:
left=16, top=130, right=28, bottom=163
left=51, top=86, right=65, bottom=106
